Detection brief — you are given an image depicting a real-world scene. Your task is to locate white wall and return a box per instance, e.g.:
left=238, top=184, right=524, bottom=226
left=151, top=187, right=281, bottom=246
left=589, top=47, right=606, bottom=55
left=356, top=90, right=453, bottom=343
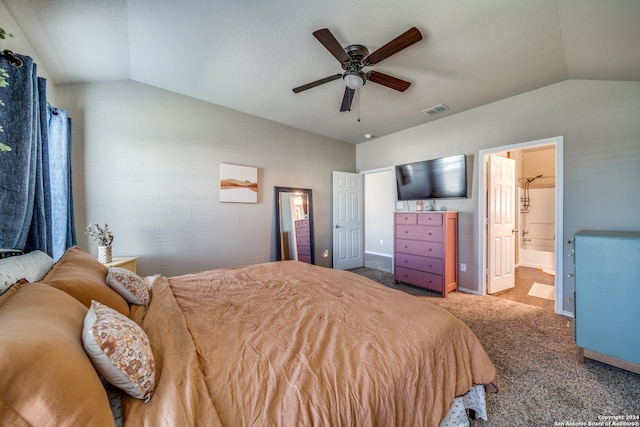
left=56, top=80, right=355, bottom=276
left=0, top=2, right=57, bottom=102
left=520, top=187, right=556, bottom=253
left=364, top=170, right=394, bottom=256
left=357, top=80, right=640, bottom=314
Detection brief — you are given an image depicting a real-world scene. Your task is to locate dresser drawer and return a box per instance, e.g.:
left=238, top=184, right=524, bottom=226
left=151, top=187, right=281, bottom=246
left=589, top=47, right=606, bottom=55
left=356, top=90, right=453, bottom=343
left=395, top=238, right=443, bottom=258
left=296, top=227, right=310, bottom=237
left=395, top=253, right=443, bottom=275
left=297, top=245, right=310, bottom=255
left=298, top=254, right=311, bottom=263
left=395, top=266, right=443, bottom=292
left=396, top=225, right=444, bottom=242
left=295, top=220, right=309, bottom=228
left=417, top=213, right=443, bottom=226
left=296, top=236, right=310, bottom=246
left=395, top=213, right=417, bottom=225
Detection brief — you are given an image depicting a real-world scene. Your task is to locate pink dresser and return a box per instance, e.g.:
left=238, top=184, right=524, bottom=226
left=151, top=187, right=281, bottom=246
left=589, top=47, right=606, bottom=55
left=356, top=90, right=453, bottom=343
left=394, top=212, right=458, bottom=298
left=295, top=219, right=311, bottom=264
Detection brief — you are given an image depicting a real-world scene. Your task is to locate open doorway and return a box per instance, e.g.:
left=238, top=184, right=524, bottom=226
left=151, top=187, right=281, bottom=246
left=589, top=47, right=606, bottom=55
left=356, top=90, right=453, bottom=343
left=478, top=136, right=565, bottom=315
left=362, top=168, right=395, bottom=273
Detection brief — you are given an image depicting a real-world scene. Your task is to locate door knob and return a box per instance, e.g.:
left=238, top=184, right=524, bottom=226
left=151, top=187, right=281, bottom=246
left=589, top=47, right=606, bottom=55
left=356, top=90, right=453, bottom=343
left=335, top=225, right=340, bottom=229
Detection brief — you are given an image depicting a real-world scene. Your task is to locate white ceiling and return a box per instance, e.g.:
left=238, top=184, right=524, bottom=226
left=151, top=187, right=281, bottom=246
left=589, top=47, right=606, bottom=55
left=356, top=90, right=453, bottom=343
left=4, top=0, right=640, bottom=144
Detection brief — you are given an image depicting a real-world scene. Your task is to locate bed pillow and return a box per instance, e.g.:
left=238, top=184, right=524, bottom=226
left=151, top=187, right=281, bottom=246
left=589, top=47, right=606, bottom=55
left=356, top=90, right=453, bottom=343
left=0, top=278, right=28, bottom=308
left=83, top=300, right=156, bottom=401
left=0, top=283, right=115, bottom=426
left=0, top=250, right=55, bottom=295
left=43, top=246, right=129, bottom=316
left=106, top=267, right=150, bottom=306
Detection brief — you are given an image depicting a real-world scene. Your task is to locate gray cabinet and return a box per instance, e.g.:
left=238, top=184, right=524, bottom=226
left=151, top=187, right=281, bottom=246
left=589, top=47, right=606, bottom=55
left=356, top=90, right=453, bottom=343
left=574, top=230, right=640, bottom=374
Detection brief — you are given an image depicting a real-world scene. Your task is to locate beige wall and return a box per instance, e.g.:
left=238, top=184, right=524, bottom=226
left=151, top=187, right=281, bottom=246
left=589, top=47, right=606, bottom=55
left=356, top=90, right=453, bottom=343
left=521, top=147, right=555, bottom=189
left=56, top=80, right=355, bottom=276
left=357, top=79, right=640, bottom=314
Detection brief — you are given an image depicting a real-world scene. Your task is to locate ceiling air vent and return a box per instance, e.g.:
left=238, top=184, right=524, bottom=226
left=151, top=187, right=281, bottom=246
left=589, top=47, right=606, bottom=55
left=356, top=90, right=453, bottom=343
left=422, top=104, right=449, bottom=116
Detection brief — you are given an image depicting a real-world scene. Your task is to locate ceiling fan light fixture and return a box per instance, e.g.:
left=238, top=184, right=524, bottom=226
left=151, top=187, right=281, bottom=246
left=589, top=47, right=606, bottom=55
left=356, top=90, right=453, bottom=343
left=343, top=71, right=365, bottom=90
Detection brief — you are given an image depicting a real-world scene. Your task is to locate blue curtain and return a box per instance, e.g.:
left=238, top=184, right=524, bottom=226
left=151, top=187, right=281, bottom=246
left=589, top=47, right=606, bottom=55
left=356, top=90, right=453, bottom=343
left=0, top=52, right=76, bottom=260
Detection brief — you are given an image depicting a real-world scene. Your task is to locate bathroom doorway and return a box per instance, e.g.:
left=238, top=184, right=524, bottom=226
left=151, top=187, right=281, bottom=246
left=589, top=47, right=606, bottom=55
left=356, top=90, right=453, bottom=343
left=478, top=136, right=564, bottom=314
left=509, top=146, right=557, bottom=311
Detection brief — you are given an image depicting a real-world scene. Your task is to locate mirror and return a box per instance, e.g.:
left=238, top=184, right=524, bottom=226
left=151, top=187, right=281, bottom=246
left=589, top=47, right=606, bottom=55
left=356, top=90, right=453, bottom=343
left=275, top=186, right=314, bottom=264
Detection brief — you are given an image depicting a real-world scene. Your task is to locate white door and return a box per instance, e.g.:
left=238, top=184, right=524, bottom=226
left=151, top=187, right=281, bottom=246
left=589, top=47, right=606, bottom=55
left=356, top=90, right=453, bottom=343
left=333, top=171, right=364, bottom=270
left=487, top=155, right=516, bottom=294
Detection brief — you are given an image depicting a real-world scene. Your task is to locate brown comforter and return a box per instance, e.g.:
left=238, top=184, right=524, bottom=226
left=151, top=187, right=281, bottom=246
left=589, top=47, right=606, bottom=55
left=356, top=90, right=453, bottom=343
left=123, top=261, right=498, bottom=427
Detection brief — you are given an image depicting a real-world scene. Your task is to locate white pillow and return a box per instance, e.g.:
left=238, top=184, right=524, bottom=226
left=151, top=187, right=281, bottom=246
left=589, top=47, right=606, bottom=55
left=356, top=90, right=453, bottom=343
left=0, top=250, right=55, bottom=295
left=106, top=267, right=150, bottom=306
left=82, top=300, right=155, bottom=401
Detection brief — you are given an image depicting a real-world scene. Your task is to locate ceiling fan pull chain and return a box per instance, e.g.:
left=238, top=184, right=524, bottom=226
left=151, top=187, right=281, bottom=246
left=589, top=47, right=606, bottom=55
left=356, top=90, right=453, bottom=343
left=357, top=89, right=361, bottom=122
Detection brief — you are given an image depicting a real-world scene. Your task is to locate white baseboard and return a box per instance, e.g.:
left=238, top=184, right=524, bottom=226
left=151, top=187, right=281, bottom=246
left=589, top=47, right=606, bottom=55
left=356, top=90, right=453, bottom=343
left=365, top=251, right=392, bottom=258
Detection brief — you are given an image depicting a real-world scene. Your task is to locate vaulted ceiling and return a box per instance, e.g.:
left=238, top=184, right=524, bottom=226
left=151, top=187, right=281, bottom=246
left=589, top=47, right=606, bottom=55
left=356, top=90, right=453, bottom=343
left=4, top=0, right=640, bottom=144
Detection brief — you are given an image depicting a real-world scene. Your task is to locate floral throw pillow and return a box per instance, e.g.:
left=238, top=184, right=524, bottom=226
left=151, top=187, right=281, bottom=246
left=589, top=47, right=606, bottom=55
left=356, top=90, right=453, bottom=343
left=106, top=267, right=149, bottom=306
left=82, top=300, right=155, bottom=401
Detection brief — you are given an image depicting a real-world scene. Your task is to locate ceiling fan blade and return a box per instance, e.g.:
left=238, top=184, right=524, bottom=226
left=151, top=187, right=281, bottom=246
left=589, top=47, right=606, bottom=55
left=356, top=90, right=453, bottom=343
left=313, top=28, right=352, bottom=64
left=363, top=27, right=422, bottom=65
left=340, top=87, right=356, bottom=112
left=367, top=71, right=411, bottom=92
left=293, top=74, right=342, bottom=93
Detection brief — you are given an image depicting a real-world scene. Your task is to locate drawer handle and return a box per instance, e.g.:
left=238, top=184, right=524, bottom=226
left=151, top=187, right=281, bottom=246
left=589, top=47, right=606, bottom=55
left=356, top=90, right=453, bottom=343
left=428, top=248, right=432, bottom=252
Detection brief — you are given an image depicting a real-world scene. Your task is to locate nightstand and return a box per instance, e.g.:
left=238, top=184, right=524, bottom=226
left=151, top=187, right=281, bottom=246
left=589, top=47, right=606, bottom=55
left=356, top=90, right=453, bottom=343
left=104, top=256, right=140, bottom=274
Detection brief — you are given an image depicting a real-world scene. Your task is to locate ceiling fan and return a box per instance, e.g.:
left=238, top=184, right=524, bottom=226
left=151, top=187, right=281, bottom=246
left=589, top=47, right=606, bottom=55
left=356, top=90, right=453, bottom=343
left=293, top=27, right=423, bottom=112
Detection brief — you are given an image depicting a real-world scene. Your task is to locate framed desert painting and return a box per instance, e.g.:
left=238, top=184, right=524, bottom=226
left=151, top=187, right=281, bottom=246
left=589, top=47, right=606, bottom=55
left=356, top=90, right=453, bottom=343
left=219, top=164, right=258, bottom=203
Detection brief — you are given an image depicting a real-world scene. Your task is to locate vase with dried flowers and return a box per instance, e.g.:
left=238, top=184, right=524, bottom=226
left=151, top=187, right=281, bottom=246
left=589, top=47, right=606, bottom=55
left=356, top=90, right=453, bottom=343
left=86, top=223, right=113, bottom=263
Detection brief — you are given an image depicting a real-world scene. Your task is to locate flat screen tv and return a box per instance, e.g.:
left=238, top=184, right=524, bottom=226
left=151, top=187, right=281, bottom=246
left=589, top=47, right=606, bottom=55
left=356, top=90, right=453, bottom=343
left=395, top=154, right=467, bottom=201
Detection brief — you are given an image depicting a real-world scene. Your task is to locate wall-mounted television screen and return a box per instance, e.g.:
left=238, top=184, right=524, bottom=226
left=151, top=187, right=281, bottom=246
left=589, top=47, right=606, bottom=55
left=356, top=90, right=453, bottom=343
left=395, top=154, right=467, bottom=201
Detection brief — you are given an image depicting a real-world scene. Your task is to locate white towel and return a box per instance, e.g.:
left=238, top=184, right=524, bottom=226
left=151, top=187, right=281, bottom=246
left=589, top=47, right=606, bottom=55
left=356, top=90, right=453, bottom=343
left=528, top=282, right=555, bottom=300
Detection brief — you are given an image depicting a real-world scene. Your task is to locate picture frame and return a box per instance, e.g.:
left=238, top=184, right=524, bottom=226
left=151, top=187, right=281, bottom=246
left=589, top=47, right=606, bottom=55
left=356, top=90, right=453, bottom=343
left=219, top=164, right=258, bottom=203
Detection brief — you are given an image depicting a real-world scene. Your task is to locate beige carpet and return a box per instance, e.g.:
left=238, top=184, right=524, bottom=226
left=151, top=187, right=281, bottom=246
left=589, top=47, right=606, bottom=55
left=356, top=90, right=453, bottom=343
left=348, top=267, right=640, bottom=426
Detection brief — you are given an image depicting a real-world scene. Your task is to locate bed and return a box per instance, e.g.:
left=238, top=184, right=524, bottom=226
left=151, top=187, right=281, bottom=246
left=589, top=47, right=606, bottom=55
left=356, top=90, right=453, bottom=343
left=0, top=247, right=498, bottom=426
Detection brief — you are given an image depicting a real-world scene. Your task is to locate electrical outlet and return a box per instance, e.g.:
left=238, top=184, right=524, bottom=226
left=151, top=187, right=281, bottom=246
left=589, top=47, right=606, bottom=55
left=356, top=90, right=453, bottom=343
left=380, top=239, right=384, bottom=245
left=460, top=263, right=466, bottom=272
